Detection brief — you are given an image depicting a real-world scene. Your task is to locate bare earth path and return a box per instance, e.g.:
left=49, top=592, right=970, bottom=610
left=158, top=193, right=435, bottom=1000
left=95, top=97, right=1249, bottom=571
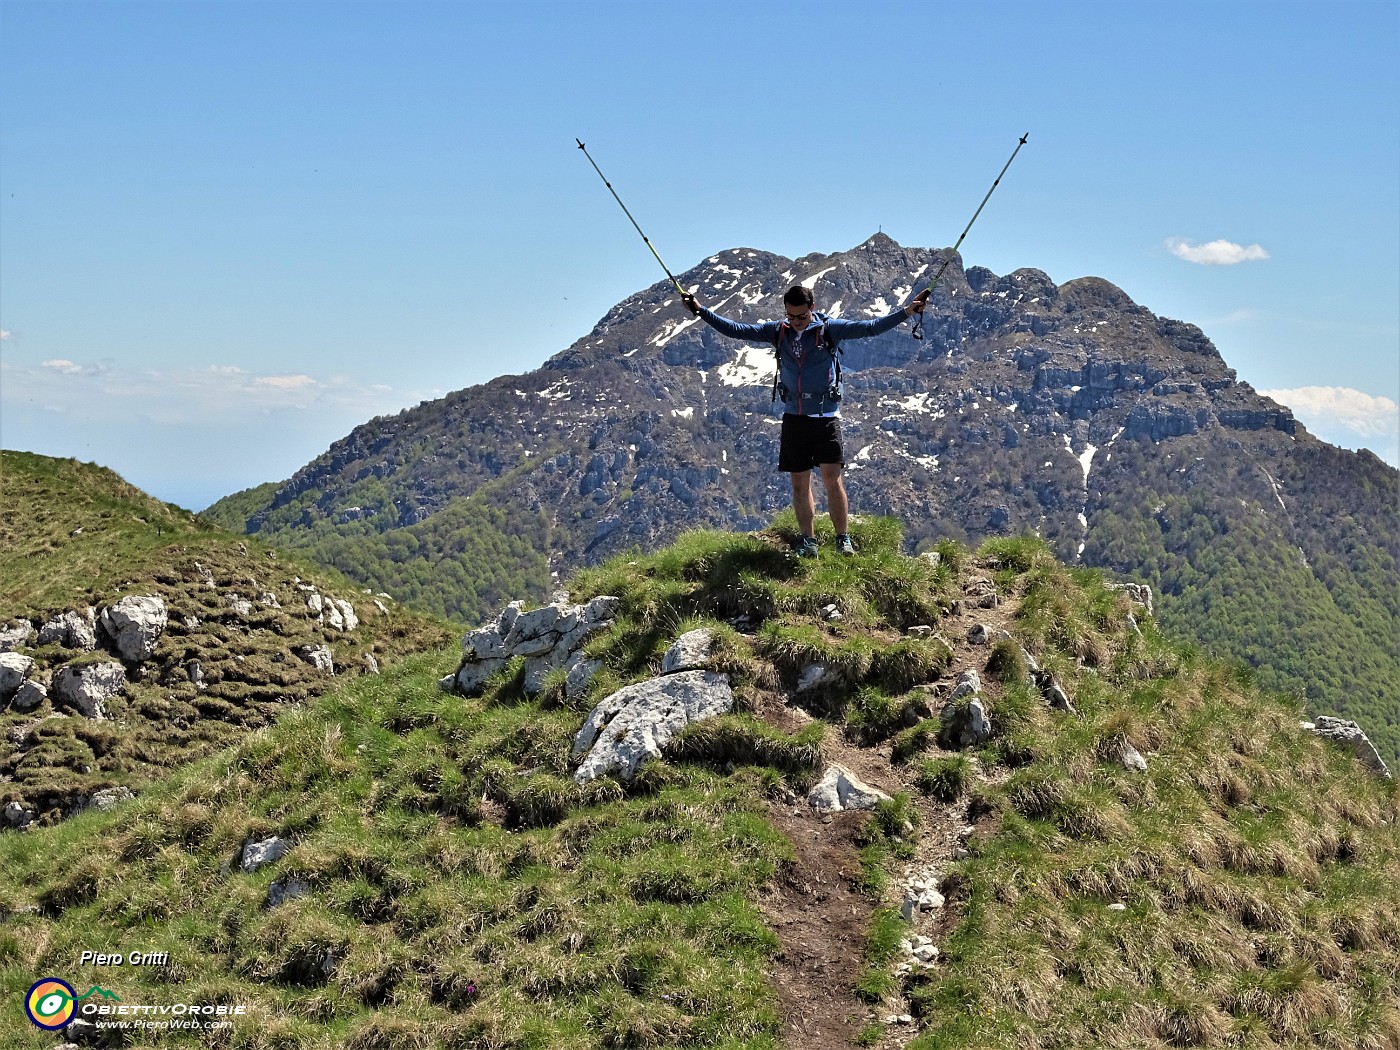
left=756, top=562, right=1019, bottom=1049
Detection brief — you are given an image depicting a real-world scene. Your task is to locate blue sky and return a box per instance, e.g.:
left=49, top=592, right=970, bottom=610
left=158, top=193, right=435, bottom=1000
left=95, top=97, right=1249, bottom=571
left=2, top=0, right=1397, bottom=511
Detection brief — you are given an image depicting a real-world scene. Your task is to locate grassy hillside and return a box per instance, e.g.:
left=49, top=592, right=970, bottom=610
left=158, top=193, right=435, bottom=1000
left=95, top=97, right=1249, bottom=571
left=0, top=450, right=455, bottom=824
left=1, top=518, right=1395, bottom=1049
left=0, top=451, right=216, bottom=612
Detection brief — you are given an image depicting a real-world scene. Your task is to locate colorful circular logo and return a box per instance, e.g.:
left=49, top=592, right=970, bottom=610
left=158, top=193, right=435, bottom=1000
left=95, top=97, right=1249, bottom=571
left=25, top=978, right=76, bottom=1030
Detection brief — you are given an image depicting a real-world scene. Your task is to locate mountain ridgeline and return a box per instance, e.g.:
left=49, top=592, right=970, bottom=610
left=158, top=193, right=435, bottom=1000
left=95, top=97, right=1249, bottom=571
left=205, top=234, right=1400, bottom=765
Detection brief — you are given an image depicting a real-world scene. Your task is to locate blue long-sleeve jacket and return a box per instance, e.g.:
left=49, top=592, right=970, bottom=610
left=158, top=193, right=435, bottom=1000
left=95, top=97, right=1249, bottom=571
left=696, top=304, right=910, bottom=415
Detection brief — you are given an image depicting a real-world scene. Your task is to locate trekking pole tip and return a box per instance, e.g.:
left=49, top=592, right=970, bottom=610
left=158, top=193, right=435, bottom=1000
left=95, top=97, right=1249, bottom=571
left=1020, top=133, right=1029, bottom=144
left=576, top=138, right=586, bottom=149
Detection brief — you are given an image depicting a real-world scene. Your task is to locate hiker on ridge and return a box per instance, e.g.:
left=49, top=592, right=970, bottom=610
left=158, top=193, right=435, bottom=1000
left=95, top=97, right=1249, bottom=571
left=681, top=284, right=929, bottom=557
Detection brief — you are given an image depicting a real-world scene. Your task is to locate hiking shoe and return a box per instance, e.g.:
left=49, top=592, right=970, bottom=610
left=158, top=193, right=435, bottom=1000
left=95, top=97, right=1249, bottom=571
left=836, top=533, right=856, bottom=556
left=794, top=535, right=820, bottom=559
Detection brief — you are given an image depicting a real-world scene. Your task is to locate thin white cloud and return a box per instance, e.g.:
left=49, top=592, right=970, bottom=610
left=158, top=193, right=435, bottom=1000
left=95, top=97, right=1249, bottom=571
left=1262, top=385, right=1400, bottom=466
left=252, top=374, right=317, bottom=391
left=40, top=361, right=110, bottom=378
left=1167, top=238, right=1270, bottom=265
left=0, top=329, right=12, bottom=341
left=1, top=357, right=416, bottom=427
left=1201, top=308, right=1261, bottom=326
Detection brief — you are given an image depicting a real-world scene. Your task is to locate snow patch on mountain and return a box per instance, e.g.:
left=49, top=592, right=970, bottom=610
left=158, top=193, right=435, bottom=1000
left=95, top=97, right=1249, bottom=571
left=717, top=345, right=773, bottom=388
left=882, top=393, right=943, bottom=417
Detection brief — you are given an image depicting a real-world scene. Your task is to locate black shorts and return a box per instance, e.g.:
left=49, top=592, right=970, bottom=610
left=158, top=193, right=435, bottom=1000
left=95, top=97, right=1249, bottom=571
left=779, top=414, right=845, bottom=473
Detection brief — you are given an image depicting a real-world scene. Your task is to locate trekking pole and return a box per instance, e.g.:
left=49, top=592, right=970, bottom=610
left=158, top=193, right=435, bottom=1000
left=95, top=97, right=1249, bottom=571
left=913, top=133, right=1029, bottom=339
left=576, top=139, right=688, bottom=299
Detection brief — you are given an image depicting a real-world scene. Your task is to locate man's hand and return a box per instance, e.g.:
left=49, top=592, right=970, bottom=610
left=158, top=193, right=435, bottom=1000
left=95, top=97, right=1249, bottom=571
left=681, top=293, right=701, bottom=315
left=906, top=288, right=931, bottom=315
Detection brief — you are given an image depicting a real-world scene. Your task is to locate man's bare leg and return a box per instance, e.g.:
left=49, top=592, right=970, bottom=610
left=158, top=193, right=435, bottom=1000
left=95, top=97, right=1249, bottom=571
left=790, top=470, right=816, bottom=537
left=819, top=462, right=849, bottom=535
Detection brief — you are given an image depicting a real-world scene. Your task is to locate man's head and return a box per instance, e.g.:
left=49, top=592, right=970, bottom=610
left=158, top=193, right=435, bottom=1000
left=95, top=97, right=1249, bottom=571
left=782, top=284, right=814, bottom=325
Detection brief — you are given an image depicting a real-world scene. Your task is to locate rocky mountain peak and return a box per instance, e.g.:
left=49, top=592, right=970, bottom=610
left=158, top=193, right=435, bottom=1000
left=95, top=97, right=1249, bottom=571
left=207, top=235, right=1399, bottom=765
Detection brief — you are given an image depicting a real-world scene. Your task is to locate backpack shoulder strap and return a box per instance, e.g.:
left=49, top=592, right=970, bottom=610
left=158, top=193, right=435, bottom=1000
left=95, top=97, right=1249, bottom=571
left=811, top=312, right=843, bottom=399
left=771, top=321, right=786, bottom=402
left=812, top=311, right=839, bottom=354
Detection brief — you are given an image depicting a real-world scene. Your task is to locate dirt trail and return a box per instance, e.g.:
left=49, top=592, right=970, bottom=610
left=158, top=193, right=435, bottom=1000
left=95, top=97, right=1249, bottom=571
left=757, top=562, right=1020, bottom=1049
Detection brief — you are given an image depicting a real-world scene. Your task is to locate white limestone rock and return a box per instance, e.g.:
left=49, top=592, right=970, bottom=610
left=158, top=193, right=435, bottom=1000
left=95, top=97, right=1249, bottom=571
left=0, top=653, right=35, bottom=699
left=0, top=620, right=35, bottom=652
left=572, top=670, right=733, bottom=784
left=564, top=653, right=602, bottom=701
left=661, top=629, right=715, bottom=674
left=241, top=836, right=291, bottom=873
left=297, top=645, right=335, bottom=674
left=53, top=661, right=126, bottom=719
left=940, top=694, right=991, bottom=749
left=98, top=595, right=168, bottom=662
left=87, top=787, right=136, bottom=811
left=950, top=669, right=982, bottom=700
left=808, top=764, right=892, bottom=812
left=1117, top=739, right=1148, bottom=772
left=323, top=599, right=348, bottom=632
left=38, top=609, right=97, bottom=651
left=1310, top=716, right=1392, bottom=779
left=449, top=594, right=619, bottom=698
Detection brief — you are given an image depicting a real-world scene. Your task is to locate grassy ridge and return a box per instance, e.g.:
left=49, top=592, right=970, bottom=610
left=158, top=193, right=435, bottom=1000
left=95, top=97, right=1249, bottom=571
left=906, top=543, right=1400, bottom=1049
left=0, top=521, right=1396, bottom=1048
left=0, top=451, right=455, bottom=824
left=0, top=451, right=216, bottom=612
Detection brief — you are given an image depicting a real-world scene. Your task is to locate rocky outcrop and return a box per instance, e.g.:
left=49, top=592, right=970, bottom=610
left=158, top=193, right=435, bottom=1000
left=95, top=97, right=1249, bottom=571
left=302, top=586, right=358, bottom=631
left=98, top=595, right=168, bottom=662
left=0, top=565, right=382, bottom=829
left=0, top=621, right=35, bottom=652
left=572, top=669, right=733, bottom=784
left=1124, top=401, right=1208, bottom=441
left=0, top=653, right=35, bottom=700
left=86, top=787, right=135, bottom=811
left=53, top=661, right=126, bottom=719
left=441, top=594, right=621, bottom=697
left=1307, top=717, right=1392, bottom=779
left=939, top=671, right=991, bottom=749
left=39, top=609, right=97, bottom=651
left=1107, top=582, right=1154, bottom=617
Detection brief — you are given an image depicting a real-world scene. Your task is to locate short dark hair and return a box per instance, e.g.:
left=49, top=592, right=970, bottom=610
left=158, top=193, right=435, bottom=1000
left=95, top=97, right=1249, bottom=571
left=782, top=285, right=814, bottom=308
